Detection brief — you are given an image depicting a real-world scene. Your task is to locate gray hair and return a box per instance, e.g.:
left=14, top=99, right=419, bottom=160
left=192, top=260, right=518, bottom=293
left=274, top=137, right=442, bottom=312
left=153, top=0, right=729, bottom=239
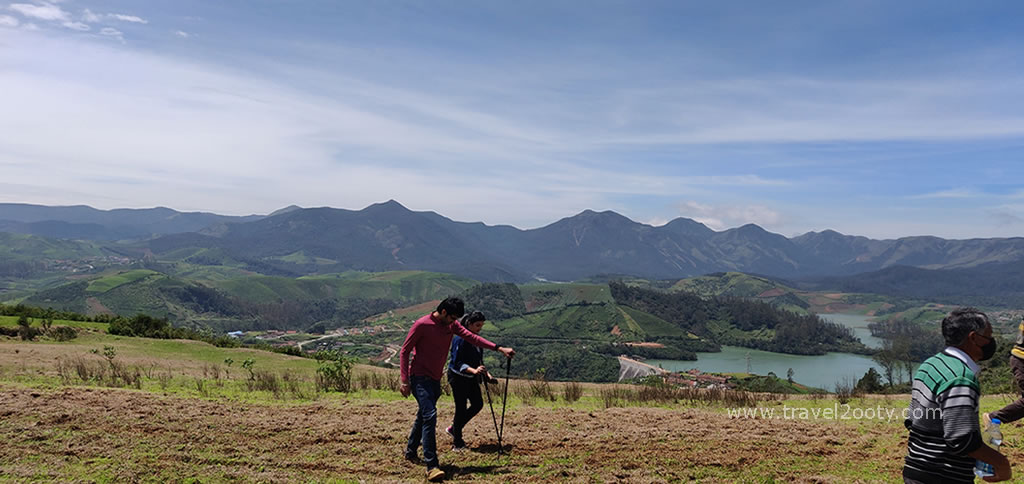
left=941, top=307, right=989, bottom=347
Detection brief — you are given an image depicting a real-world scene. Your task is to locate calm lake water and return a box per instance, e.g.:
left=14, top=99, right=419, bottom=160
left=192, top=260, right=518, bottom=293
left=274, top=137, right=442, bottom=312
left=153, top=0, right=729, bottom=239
left=645, top=314, right=883, bottom=390
left=821, top=313, right=884, bottom=349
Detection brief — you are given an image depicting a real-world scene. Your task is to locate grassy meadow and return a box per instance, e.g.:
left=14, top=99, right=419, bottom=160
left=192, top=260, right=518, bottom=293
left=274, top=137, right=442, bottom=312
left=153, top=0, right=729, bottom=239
left=5, top=323, right=1023, bottom=483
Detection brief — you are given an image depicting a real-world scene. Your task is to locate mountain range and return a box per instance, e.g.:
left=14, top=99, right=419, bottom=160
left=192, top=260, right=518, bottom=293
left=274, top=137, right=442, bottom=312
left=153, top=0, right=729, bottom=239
left=3, top=200, right=1024, bottom=282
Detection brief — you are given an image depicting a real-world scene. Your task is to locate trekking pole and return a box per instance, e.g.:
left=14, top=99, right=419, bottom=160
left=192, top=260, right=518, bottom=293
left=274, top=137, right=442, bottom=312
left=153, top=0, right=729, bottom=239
left=483, top=374, right=502, bottom=453
left=498, top=356, right=511, bottom=455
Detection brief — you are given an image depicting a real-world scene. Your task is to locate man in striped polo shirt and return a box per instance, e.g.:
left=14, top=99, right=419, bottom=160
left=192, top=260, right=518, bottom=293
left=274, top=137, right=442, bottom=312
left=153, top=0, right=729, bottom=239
left=903, top=307, right=1011, bottom=483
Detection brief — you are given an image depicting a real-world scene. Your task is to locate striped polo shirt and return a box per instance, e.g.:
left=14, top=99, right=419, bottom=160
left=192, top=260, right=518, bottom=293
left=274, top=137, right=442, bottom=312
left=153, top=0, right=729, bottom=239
left=903, top=347, right=983, bottom=484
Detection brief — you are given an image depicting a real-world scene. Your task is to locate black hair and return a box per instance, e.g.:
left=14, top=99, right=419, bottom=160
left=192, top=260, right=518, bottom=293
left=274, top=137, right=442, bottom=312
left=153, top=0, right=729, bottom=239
left=436, top=297, right=465, bottom=319
left=941, top=307, right=989, bottom=347
left=459, top=311, right=487, bottom=328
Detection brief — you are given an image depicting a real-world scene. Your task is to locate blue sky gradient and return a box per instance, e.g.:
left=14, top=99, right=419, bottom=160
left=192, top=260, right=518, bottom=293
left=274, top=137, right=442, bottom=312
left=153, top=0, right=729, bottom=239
left=2, top=1, right=1023, bottom=238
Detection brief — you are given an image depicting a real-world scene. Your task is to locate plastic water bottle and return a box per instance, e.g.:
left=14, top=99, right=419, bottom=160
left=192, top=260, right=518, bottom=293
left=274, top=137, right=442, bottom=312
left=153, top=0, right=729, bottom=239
left=974, top=418, right=1003, bottom=478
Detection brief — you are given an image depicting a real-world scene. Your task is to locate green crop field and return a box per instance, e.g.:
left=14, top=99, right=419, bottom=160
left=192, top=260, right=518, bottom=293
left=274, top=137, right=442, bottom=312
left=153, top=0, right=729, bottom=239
left=85, top=269, right=161, bottom=293
left=0, top=316, right=109, bottom=331
left=520, top=283, right=614, bottom=312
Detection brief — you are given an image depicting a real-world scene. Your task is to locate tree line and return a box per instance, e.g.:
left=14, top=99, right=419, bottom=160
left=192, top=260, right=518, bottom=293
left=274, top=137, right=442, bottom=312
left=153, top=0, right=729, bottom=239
left=608, top=282, right=866, bottom=355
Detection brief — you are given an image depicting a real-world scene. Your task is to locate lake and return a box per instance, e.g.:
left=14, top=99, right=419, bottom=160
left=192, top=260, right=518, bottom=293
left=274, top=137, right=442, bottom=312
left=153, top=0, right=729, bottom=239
left=821, top=313, right=884, bottom=349
left=645, top=314, right=883, bottom=390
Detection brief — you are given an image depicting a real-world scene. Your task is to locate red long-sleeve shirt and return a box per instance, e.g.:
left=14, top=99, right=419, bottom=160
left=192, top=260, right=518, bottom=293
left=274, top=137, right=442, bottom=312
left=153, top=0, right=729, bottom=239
left=400, top=313, right=498, bottom=383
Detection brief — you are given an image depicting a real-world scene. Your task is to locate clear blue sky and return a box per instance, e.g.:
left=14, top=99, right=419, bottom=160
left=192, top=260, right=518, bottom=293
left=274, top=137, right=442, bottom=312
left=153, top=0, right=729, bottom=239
left=2, top=1, right=1024, bottom=239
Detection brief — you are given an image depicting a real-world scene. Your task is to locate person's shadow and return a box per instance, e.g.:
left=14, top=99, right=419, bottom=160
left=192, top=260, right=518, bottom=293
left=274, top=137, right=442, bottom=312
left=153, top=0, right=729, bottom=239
left=437, top=444, right=517, bottom=480
left=470, top=443, right=515, bottom=455
left=439, top=462, right=511, bottom=480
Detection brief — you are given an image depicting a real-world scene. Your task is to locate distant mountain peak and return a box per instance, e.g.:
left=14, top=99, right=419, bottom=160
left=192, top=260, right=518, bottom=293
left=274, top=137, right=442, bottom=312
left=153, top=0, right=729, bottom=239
left=268, top=205, right=303, bottom=217
left=663, top=217, right=714, bottom=235
left=371, top=199, right=406, bottom=209
left=574, top=209, right=631, bottom=220
left=362, top=199, right=412, bottom=215
left=736, top=223, right=768, bottom=233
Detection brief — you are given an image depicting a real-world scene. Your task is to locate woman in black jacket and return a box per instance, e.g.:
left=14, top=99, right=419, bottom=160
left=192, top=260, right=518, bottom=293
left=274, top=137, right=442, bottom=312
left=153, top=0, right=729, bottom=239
left=445, top=311, right=497, bottom=449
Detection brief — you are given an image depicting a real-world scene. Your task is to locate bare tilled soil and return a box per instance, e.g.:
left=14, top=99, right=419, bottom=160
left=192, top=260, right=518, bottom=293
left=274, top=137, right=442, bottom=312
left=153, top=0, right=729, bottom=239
left=0, top=386, right=912, bottom=483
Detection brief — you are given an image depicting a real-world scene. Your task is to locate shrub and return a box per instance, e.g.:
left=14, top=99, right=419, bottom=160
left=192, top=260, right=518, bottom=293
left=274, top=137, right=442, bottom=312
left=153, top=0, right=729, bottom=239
left=314, top=350, right=353, bottom=392
left=562, top=381, right=583, bottom=402
left=48, top=326, right=78, bottom=342
left=834, top=376, right=858, bottom=404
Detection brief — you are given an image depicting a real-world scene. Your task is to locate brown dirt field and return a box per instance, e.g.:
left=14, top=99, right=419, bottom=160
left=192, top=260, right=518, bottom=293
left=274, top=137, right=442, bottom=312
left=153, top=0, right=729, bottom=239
left=757, top=288, right=785, bottom=298
left=0, top=385, right=909, bottom=483
left=365, top=301, right=439, bottom=323
left=85, top=297, right=114, bottom=316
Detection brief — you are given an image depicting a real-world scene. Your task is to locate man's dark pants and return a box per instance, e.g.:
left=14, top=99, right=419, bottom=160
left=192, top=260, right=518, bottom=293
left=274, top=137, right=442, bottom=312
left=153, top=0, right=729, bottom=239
left=406, top=375, right=443, bottom=469
left=448, top=371, right=483, bottom=446
left=991, top=355, right=1024, bottom=424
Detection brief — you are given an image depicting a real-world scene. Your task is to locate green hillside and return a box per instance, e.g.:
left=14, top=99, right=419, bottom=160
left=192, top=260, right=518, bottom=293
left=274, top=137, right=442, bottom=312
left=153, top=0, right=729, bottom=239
left=217, top=271, right=476, bottom=302
left=670, top=272, right=790, bottom=298
left=520, top=283, right=615, bottom=312
left=20, top=270, right=478, bottom=332
left=86, top=269, right=161, bottom=293
left=0, top=232, right=108, bottom=261
left=488, top=302, right=687, bottom=342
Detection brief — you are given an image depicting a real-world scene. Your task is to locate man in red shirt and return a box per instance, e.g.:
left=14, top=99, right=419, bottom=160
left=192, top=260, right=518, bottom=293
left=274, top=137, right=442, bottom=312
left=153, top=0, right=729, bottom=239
left=400, top=297, right=515, bottom=482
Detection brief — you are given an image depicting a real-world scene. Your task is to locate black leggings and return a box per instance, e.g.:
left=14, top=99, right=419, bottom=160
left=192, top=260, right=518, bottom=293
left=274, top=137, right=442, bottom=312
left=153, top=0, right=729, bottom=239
left=448, top=372, right=483, bottom=444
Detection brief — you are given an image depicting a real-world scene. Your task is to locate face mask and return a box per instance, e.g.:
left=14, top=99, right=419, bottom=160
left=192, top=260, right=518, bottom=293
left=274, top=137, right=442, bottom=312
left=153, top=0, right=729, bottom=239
left=980, top=336, right=997, bottom=361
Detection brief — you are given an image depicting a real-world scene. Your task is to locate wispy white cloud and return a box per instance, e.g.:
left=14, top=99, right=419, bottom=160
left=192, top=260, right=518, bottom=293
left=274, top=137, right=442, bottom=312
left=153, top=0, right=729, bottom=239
left=81, top=8, right=99, bottom=23
left=0, top=14, right=19, bottom=27
left=643, top=217, right=670, bottom=227
left=61, top=20, right=88, bottom=31
left=674, top=201, right=785, bottom=231
left=8, top=2, right=68, bottom=21
left=174, top=30, right=190, bottom=38
left=99, top=26, right=123, bottom=42
left=909, top=189, right=977, bottom=199
left=108, top=13, right=146, bottom=24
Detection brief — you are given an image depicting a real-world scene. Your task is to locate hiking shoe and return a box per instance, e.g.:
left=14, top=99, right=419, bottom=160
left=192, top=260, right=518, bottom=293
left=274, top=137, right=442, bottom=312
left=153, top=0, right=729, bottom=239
left=404, top=451, right=419, bottom=464
left=426, top=467, right=445, bottom=482
left=451, top=441, right=468, bottom=451
left=445, top=425, right=454, bottom=438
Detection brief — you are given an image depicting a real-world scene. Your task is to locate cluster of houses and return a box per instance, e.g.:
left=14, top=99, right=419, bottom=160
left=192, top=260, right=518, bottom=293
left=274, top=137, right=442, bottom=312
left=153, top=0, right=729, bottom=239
left=334, top=325, right=387, bottom=336
left=664, top=369, right=734, bottom=389
left=50, top=256, right=133, bottom=273
left=254, top=330, right=299, bottom=339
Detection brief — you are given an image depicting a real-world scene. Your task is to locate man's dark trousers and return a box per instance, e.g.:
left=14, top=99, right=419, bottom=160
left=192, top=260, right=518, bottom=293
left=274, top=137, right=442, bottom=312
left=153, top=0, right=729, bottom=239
left=406, top=375, right=442, bottom=469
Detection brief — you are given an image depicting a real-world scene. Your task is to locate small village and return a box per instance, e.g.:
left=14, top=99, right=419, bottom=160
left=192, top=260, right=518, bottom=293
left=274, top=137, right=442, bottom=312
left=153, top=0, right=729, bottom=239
left=664, top=369, right=734, bottom=389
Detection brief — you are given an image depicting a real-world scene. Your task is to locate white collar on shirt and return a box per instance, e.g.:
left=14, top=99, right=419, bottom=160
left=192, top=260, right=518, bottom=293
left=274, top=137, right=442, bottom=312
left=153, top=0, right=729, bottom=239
left=943, top=346, right=981, bottom=375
